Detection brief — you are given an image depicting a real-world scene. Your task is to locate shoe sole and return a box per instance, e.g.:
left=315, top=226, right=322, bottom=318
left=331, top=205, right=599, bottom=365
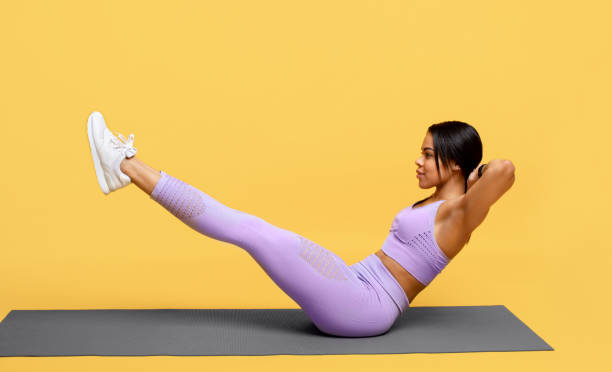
left=87, top=113, right=110, bottom=195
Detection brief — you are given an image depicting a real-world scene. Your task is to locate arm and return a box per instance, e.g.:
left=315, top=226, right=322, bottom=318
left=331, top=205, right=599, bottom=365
left=461, top=159, right=516, bottom=232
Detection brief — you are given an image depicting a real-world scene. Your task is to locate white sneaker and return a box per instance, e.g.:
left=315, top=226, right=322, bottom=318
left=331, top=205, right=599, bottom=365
left=86, top=111, right=137, bottom=195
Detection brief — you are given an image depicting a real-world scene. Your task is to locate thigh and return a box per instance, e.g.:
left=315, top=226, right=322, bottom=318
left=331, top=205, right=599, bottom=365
left=240, top=216, right=400, bottom=337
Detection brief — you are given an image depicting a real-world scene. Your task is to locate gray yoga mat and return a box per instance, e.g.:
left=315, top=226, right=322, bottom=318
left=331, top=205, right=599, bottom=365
left=0, top=305, right=553, bottom=356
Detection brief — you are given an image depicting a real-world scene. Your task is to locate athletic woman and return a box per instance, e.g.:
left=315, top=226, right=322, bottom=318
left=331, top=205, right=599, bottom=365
left=86, top=111, right=515, bottom=337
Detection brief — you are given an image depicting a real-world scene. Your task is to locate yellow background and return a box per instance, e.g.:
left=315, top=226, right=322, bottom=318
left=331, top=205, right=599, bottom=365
left=1, top=0, right=609, bottom=370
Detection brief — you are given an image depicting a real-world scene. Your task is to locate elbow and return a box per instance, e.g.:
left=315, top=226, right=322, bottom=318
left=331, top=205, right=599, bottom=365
left=490, top=159, right=516, bottom=185
left=488, top=159, right=516, bottom=176
left=502, top=160, right=516, bottom=188
left=502, top=159, right=515, bottom=175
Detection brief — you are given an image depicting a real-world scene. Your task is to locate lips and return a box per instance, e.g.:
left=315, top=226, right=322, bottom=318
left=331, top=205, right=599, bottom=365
left=416, top=171, right=424, bottom=175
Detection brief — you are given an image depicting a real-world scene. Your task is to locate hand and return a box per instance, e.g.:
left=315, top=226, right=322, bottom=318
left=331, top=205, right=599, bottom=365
left=466, top=165, right=482, bottom=191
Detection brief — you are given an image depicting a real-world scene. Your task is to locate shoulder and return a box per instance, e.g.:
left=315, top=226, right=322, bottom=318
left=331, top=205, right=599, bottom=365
left=441, top=194, right=487, bottom=237
left=437, top=197, right=471, bottom=238
left=438, top=197, right=464, bottom=222
left=435, top=197, right=473, bottom=259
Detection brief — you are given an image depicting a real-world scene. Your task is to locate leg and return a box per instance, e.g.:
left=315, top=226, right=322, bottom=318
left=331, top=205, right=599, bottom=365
left=120, top=157, right=161, bottom=196
left=147, top=170, right=400, bottom=337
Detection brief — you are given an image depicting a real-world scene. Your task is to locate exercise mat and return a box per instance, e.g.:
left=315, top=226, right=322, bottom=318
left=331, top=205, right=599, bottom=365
left=0, top=305, right=553, bottom=356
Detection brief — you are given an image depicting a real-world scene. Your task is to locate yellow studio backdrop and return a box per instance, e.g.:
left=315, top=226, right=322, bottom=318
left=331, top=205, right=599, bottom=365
left=0, top=0, right=609, bottom=370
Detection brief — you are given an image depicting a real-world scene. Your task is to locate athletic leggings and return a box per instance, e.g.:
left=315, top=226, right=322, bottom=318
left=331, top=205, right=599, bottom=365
left=149, top=171, right=410, bottom=337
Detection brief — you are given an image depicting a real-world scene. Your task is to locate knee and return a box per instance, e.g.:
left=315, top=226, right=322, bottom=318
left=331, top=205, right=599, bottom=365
left=237, top=215, right=276, bottom=245
left=239, top=214, right=266, bottom=233
left=238, top=215, right=294, bottom=251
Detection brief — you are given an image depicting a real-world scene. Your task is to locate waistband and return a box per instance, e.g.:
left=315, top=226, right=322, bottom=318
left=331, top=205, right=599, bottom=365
left=357, top=254, right=410, bottom=313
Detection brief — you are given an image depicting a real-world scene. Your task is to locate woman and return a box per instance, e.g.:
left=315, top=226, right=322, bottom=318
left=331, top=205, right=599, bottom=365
left=86, top=111, right=515, bottom=338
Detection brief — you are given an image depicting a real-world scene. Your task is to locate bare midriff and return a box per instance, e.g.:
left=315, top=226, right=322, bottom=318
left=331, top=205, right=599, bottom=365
left=374, top=249, right=426, bottom=304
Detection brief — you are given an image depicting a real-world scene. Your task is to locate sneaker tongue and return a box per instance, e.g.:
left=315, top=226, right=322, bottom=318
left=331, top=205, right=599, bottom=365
left=124, top=147, right=137, bottom=158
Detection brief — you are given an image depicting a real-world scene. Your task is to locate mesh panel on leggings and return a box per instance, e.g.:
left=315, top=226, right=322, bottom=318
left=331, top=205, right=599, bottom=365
left=155, top=175, right=207, bottom=220
left=297, top=236, right=347, bottom=280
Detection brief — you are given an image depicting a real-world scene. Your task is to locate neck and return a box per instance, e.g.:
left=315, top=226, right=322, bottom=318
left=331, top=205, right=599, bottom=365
left=430, top=174, right=466, bottom=201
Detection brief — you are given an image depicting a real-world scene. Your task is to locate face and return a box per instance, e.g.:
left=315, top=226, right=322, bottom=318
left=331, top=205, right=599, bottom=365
left=414, top=131, right=455, bottom=188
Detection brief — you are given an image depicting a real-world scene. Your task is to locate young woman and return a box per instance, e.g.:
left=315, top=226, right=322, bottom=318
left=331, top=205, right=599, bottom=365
left=87, top=111, right=515, bottom=338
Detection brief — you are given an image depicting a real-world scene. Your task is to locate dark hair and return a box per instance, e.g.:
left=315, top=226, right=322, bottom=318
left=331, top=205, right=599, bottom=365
left=412, top=120, right=483, bottom=244
left=430, top=120, right=482, bottom=190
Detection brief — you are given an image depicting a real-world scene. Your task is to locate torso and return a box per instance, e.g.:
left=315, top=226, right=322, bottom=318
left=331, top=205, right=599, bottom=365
left=374, top=196, right=472, bottom=303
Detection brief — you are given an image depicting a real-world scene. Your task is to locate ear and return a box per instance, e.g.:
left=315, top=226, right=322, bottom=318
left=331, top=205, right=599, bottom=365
left=449, top=160, right=462, bottom=172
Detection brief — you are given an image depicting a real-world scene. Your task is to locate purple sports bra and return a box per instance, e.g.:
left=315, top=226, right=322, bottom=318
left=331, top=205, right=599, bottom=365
left=380, top=199, right=450, bottom=286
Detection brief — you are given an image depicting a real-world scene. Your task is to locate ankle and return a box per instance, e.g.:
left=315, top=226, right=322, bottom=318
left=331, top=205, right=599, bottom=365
left=120, top=156, right=136, bottom=174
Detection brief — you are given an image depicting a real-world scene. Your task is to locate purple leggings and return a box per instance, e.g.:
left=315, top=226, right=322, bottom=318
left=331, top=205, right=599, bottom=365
left=150, top=171, right=410, bottom=337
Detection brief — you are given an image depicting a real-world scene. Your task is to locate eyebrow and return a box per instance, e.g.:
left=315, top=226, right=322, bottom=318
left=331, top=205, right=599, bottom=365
left=421, top=147, right=434, bottom=151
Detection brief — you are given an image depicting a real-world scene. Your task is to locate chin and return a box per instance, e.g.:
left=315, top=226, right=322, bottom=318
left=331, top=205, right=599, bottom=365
left=417, top=181, right=434, bottom=189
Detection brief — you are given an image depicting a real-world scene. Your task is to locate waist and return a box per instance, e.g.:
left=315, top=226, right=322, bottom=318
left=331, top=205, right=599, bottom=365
left=374, top=250, right=427, bottom=304
left=379, top=232, right=450, bottom=286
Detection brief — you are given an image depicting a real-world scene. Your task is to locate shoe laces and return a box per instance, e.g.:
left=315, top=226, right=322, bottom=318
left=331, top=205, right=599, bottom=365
left=111, top=132, right=137, bottom=158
